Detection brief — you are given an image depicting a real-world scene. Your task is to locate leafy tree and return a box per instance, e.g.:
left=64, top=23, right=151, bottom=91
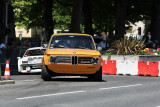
left=12, top=0, right=43, bottom=30
left=11, top=0, right=159, bottom=42
left=53, top=0, right=72, bottom=31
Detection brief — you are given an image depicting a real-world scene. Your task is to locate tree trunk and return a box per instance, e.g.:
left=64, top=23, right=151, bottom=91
left=8, top=0, right=16, bottom=47
left=0, top=0, right=6, bottom=41
left=70, top=0, right=83, bottom=33
left=115, top=0, right=128, bottom=39
left=0, top=0, right=16, bottom=45
left=151, top=0, right=160, bottom=43
left=83, top=0, right=93, bottom=36
left=43, top=0, right=53, bottom=41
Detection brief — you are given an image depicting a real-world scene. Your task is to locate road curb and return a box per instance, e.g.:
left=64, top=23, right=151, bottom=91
left=0, top=80, right=15, bottom=85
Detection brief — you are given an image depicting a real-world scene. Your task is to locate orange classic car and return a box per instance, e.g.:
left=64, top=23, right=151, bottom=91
left=41, top=33, right=103, bottom=81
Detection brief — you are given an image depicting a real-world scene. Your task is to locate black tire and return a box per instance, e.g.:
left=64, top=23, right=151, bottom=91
left=88, top=67, right=102, bottom=81
left=41, top=63, right=52, bottom=81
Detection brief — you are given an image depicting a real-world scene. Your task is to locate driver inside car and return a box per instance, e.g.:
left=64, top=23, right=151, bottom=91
left=54, top=40, right=70, bottom=48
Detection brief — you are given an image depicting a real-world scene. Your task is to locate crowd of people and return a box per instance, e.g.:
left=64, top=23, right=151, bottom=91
left=18, top=34, right=41, bottom=47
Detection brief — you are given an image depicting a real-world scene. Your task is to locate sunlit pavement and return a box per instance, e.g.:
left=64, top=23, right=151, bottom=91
left=0, top=75, right=160, bottom=107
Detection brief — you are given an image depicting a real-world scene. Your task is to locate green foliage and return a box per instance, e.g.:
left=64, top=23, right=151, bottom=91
left=92, top=0, right=116, bottom=32
left=127, top=0, right=152, bottom=24
left=53, top=0, right=73, bottom=30
left=12, top=0, right=73, bottom=31
left=12, top=0, right=43, bottom=30
left=108, top=36, right=145, bottom=55
left=11, top=0, right=153, bottom=34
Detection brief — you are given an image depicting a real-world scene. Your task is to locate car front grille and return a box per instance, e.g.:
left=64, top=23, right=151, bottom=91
left=53, top=56, right=93, bottom=65
left=78, top=57, right=92, bottom=64
left=55, top=56, right=72, bottom=64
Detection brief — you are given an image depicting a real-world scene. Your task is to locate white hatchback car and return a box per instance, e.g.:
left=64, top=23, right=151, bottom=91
left=17, top=47, right=46, bottom=73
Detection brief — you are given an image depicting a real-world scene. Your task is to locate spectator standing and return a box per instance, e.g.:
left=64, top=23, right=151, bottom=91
left=31, top=34, right=41, bottom=47
left=23, top=39, right=30, bottom=47
left=0, top=40, right=6, bottom=64
left=97, top=31, right=108, bottom=53
left=101, top=31, right=107, bottom=51
left=146, top=31, right=153, bottom=48
left=5, top=42, right=13, bottom=62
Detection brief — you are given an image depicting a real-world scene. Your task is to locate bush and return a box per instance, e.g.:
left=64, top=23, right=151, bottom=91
left=108, top=36, right=145, bottom=55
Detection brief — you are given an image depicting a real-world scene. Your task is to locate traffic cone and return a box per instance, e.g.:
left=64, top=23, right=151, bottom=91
left=3, top=60, right=11, bottom=80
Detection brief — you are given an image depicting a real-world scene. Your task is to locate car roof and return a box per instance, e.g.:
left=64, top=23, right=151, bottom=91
left=52, top=33, right=92, bottom=37
left=27, top=47, right=46, bottom=50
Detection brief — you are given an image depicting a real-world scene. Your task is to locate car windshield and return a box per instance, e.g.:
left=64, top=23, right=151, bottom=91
left=49, top=35, right=95, bottom=50
left=24, top=49, right=46, bottom=57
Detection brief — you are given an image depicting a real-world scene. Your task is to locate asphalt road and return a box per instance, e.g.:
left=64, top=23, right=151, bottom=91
left=0, top=75, right=160, bottom=107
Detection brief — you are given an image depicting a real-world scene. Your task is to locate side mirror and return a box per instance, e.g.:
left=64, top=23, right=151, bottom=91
left=17, top=57, right=21, bottom=60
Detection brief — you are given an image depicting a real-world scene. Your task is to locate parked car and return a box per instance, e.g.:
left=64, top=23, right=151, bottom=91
left=17, top=47, right=46, bottom=73
left=42, top=33, right=103, bottom=81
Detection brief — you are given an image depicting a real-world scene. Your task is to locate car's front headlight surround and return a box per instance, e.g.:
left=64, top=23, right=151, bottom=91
left=32, top=57, right=38, bottom=63
left=91, top=57, right=99, bottom=65
left=38, top=57, right=42, bottom=63
left=28, top=57, right=33, bottom=63
left=49, top=56, right=56, bottom=64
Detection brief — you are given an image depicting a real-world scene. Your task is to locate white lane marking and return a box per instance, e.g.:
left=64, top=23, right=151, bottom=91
left=99, top=84, right=142, bottom=90
left=16, top=91, right=86, bottom=100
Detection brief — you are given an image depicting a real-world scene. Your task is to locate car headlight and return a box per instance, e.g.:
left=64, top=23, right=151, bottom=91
left=38, top=57, right=42, bottom=63
left=49, top=56, right=56, bottom=64
left=28, top=57, right=33, bottom=63
left=33, top=57, right=38, bottom=63
left=91, top=57, right=99, bottom=65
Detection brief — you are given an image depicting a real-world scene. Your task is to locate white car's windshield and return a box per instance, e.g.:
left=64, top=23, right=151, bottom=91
left=24, top=49, right=46, bottom=56
left=50, top=35, right=95, bottom=50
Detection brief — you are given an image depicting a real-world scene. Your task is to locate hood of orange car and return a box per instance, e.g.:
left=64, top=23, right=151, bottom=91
left=46, top=49, right=100, bottom=55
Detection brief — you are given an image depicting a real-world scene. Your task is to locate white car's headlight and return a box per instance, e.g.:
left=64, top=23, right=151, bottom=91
left=91, top=57, right=99, bottom=65
left=33, top=57, right=38, bottom=63
left=28, top=57, right=33, bottom=63
left=38, top=57, right=42, bottom=63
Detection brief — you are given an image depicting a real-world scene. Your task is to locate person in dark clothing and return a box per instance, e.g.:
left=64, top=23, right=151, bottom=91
left=31, top=34, right=41, bottom=47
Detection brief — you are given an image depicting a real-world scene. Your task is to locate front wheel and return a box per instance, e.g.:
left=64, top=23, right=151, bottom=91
left=88, top=67, right=102, bottom=81
left=41, top=63, right=52, bottom=81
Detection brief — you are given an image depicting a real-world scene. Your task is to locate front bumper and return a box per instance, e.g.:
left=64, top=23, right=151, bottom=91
left=20, top=63, right=42, bottom=73
left=20, top=69, right=42, bottom=73
left=47, top=64, right=101, bottom=74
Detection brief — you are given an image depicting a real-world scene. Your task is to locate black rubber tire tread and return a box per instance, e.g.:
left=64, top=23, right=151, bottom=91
left=41, top=63, right=52, bottom=81
left=88, top=67, right=102, bottom=81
